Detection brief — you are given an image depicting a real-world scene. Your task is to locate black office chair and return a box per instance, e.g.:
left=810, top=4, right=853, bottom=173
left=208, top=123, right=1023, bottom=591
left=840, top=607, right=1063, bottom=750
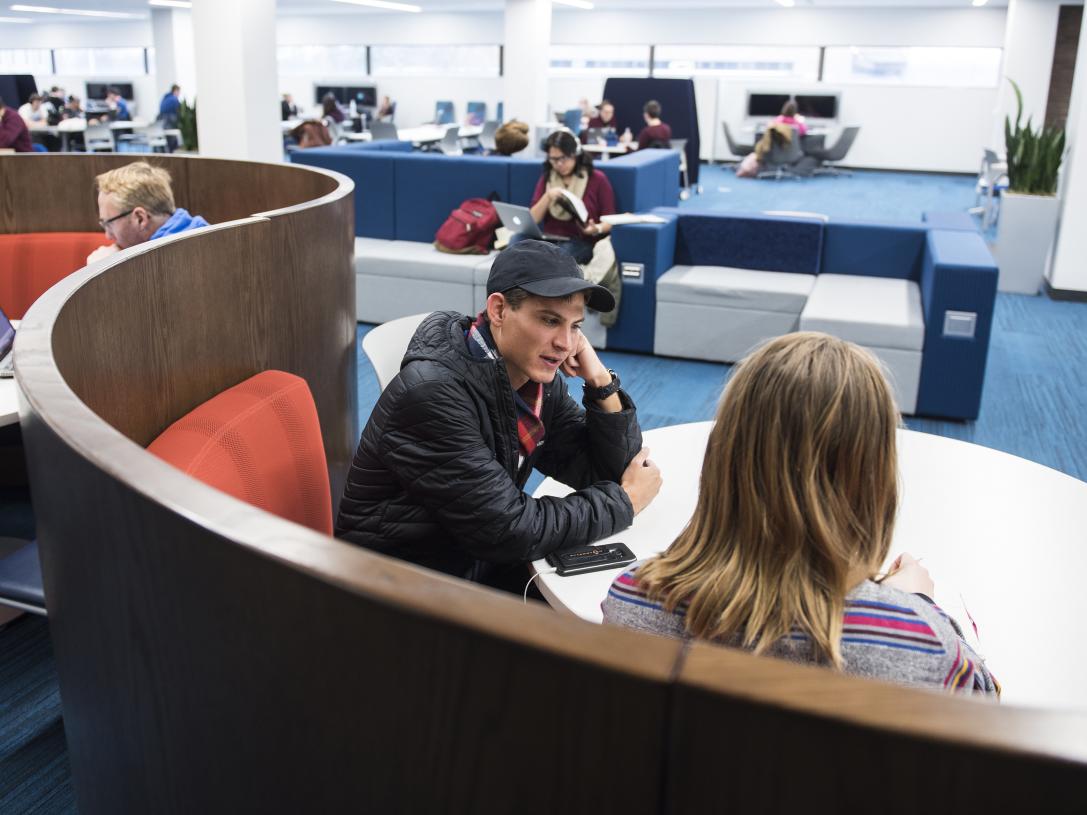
left=722, top=121, right=754, bottom=159
left=810, top=126, right=860, bottom=177
left=0, top=538, right=45, bottom=616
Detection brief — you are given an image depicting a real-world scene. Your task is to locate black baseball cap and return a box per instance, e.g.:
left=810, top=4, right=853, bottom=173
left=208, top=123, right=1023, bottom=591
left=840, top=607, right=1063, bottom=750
left=487, top=239, right=615, bottom=312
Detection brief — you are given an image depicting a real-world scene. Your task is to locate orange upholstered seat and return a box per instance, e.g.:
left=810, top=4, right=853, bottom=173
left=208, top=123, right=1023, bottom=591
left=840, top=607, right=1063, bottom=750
left=0, top=232, right=112, bottom=318
left=147, top=370, right=333, bottom=535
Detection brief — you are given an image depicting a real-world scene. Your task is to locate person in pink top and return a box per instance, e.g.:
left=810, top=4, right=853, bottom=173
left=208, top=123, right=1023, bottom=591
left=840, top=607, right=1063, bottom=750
left=773, top=99, right=808, bottom=136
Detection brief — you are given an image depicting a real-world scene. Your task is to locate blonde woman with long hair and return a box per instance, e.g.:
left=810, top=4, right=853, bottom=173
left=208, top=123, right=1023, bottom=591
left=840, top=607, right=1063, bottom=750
left=603, top=333, right=998, bottom=695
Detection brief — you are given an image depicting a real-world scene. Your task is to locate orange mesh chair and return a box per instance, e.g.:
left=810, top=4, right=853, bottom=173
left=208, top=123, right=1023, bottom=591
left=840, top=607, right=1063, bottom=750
left=147, top=370, right=333, bottom=535
left=0, top=232, right=112, bottom=318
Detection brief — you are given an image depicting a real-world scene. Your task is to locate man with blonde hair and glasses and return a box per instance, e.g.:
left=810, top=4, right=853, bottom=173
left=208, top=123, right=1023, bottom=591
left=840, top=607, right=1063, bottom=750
left=88, top=161, right=209, bottom=263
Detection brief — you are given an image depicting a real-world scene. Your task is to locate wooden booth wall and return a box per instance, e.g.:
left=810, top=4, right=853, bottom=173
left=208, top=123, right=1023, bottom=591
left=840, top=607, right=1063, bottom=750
left=10, top=155, right=1087, bottom=814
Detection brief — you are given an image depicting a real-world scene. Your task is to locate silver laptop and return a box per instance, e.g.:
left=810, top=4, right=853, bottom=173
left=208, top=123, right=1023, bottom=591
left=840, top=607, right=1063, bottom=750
left=493, top=202, right=570, bottom=242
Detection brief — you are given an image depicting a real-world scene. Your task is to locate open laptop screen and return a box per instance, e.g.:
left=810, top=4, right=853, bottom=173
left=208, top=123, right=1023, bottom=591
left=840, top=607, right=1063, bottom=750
left=0, top=307, right=14, bottom=360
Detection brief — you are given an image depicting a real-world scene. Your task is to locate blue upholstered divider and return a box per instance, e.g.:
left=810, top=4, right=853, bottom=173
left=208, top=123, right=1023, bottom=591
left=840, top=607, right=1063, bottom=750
left=293, top=147, right=680, bottom=241
left=602, top=77, right=701, bottom=184
left=290, top=148, right=399, bottom=239
left=393, top=153, right=510, bottom=243
left=916, top=230, right=998, bottom=419
left=673, top=213, right=823, bottom=276
left=509, top=157, right=542, bottom=206
left=822, top=221, right=926, bottom=281
left=608, top=212, right=679, bottom=353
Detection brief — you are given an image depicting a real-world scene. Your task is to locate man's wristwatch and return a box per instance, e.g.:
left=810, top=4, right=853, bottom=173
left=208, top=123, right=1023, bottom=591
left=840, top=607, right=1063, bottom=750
left=582, top=369, right=621, bottom=402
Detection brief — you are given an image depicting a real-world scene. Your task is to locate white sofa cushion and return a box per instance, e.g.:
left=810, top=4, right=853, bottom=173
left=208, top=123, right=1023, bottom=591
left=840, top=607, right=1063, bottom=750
left=355, top=237, right=495, bottom=285
left=799, top=274, right=924, bottom=351
left=657, top=265, right=816, bottom=313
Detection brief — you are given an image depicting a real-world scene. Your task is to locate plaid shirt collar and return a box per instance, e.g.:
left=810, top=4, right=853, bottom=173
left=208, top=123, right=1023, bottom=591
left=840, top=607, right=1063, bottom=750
left=466, top=313, right=546, bottom=458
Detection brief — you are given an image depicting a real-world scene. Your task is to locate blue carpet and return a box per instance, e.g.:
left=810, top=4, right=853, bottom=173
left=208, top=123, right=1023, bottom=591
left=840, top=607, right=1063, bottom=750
left=685, top=164, right=977, bottom=222
left=3, top=165, right=1084, bottom=811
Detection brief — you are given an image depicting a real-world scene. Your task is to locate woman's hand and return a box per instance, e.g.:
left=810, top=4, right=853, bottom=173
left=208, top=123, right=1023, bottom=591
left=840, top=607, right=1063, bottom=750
left=880, top=553, right=934, bottom=596
left=580, top=220, right=606, bottom=238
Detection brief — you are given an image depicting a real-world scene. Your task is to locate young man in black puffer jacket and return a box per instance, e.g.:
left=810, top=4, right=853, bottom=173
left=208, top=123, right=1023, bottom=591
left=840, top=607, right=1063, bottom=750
left=336, top=239, right=662, bottom=589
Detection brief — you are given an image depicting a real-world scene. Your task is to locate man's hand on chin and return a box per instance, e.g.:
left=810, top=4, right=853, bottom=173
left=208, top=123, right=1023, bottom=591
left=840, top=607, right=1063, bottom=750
left=559, top=332, right=609, bottom=386
left=87, top=244, right=120, bottom=264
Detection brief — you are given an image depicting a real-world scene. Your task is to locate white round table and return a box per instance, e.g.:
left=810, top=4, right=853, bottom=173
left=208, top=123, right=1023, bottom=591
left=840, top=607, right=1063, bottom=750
left=532, top=422, right=1087, bottom=712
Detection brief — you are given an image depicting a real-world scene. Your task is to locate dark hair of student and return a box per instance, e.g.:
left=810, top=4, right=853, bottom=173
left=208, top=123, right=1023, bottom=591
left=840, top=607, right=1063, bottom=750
left=540, top=130, right=594, bottom=177
left=321, top=93, right=339, bottom=116
left=781, top=100, right=798, bottom=117
left=644, top=99, right=661, bottom=119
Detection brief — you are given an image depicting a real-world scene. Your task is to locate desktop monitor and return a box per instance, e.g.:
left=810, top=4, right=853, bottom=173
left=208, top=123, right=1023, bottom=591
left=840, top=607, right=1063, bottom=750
left=345, top=86, right=376, bottom=108
left=465, top=101, right=486, bottom=126
left=315, top=85, right=344, bottom=105
left=434, top=100, right=454, bottom=125
left=746, top=93, right=791, bottom=118
left=795, top=94, right=839, bottom=120
left=87, top=82, right=134, bottom=101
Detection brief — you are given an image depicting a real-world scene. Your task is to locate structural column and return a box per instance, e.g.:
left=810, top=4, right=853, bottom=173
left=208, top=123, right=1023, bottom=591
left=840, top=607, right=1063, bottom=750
left=503, top=0, right=551, bottom=126
left=191, top=0, right=280, bottom=163
left=992, top=0, right=1061, bottom=148
left=151, top=8, right=197, bottom=103
left=1047, top=9, right=1087, bottom=294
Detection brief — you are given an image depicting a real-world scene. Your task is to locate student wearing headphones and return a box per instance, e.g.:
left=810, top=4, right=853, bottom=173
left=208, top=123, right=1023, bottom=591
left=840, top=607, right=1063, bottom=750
left=526, top=130, right=617, bottom=265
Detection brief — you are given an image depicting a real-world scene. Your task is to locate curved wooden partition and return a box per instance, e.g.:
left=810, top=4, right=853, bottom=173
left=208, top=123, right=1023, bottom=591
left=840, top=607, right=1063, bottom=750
left=11, top=154, right=1087, bottom=814
left=1, top=153, right=357, bottom=503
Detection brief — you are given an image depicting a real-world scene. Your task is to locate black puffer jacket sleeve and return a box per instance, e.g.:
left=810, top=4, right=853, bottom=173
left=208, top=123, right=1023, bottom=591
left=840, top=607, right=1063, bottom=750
left=378, top=376, right=634, bottom=564
left=534, top=380, right=642, bottom=490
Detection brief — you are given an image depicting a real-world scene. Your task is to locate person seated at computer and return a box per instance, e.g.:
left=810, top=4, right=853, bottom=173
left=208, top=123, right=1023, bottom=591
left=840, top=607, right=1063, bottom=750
left=44, top=86, right=66, bottom=115
left=581, top=99, right=618, bottom=144
left=106, top=88, right=131, bottom=122
left=87, top=161, right=209, bottom=263
left=493, top=119, right=529, bottom=156
left=18, top=94, right=50, bottom=128
left=62, top=95, right=84, bottom=120
left=774, top=99, right=808, bottom=136
left=336, top=239, right=661, bottom=592
left=603, top=332, right=999, bottom=697
left=376, top=95, right=395, bottom=122
left=0, top=97, right=33, bottom=152
left=281, top=93, right=299, bottom=121
left=321, top=93, right=345, bottom=125
left=525, top=131, right=617, bottom=265
left=633, top=99, right=672, bottom=150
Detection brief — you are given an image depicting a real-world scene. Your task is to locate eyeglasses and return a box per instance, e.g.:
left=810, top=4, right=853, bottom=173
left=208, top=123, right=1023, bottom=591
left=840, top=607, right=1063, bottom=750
left=547, top=154, right=574, bottom=165
left=98, top=209, right=134, bottom=230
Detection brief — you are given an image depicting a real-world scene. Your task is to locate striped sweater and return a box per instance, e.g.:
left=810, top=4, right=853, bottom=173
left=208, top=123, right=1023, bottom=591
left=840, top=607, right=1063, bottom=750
left=602, top=570, right=999, bottom=696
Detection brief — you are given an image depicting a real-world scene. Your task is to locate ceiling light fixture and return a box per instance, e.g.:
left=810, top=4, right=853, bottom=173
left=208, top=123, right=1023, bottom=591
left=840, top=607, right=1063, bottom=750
left=774, top=0, right=796, bottom=6
left=149, top=0, right=192, bottom=8
left=971, top=0, right=988, bottom=6
left=553, top=0, right=595, bottom=9
left=329, top=0, right=423, bottom=12
left=0, top=15, right=32, bottom=21
left=10, top=4, right=143, bottom=18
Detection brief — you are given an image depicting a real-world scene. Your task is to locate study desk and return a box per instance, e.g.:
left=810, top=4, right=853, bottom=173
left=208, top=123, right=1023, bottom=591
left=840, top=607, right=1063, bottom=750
left=581, top=142, right=631, bottom=161
left=532, top=421, right=1087, bottom=712
left=42, top=119, right=180, bottom=152
left=397, top=124, right=482, bottom=146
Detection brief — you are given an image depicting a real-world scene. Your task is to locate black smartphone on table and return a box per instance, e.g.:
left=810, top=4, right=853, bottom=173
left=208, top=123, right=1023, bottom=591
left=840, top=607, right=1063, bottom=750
left=546, top=543, right=636, bottom=576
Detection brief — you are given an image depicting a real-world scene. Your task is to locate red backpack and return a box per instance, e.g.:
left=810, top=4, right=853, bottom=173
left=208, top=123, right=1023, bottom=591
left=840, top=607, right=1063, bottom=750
left=434, top=198, right=500, bottom=255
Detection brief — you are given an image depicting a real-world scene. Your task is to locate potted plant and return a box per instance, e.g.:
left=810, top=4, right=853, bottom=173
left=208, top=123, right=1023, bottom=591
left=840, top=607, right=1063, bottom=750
left=997, top=78, right=1066, bottom=294
left=178, top=98, right=198, bottom=152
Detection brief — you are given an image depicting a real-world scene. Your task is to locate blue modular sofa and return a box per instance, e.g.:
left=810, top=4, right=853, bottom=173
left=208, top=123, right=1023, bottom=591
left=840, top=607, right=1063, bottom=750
left=608, top=209, right=998, bottom=420
left=290, top=144, right=681, bottom=327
